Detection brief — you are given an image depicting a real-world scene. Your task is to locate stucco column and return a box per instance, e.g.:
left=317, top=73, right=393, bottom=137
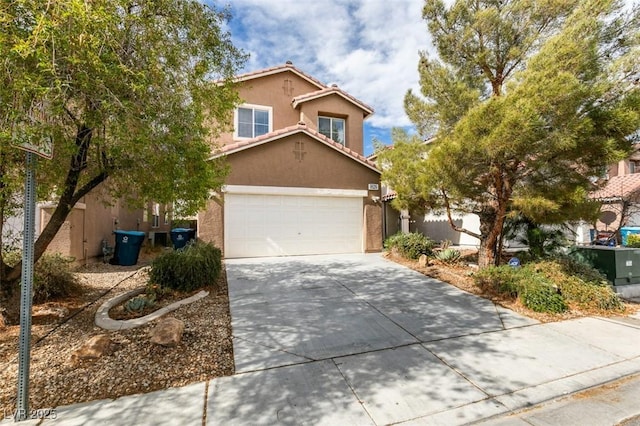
left=364, top=203, right=383, bottom=252
left=400, top=209, right=410, bottom=234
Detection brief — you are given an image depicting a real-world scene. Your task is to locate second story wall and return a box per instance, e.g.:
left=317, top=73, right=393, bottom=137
left=216, top=70, right=322, bottom=147
left=215, top=65, right=370, bottom=157
left=297, top=94, right=365, bottom=155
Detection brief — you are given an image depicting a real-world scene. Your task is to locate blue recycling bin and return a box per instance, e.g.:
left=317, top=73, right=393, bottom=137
left=112, top=230, right=146, bottom=266
left=621, top=226, right=640, bottom=246
left=170, top=228, right=196, bottom=249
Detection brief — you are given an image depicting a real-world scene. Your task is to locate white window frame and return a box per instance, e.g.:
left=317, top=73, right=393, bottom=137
left=151, top=203, right=160, bottom=228
left=234, top=103, right=273, bottom=139
left=318, top=116, right=346, bottom=145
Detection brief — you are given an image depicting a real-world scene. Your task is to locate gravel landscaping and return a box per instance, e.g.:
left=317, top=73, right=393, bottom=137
left=0, top=257, right=233, bottom=416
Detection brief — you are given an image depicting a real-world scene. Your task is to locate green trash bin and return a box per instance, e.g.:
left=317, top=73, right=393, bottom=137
left=170, top=228, right=196, bottom=249
left=112, top=230, right=146, bottom=266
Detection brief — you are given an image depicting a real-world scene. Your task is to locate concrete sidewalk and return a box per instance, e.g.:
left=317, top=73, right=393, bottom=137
left=9, top=253, right=640, bottom=425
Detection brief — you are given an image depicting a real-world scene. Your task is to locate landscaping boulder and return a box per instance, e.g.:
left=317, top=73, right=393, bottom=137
left=33, top=306, right=69, bottom=325
left=149, top=318, right=184, bottom=347
left=70, top=334, right=114, bottom=364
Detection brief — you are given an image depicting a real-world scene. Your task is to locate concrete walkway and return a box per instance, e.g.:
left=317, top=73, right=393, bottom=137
left=9, top=253, right=640, bottom=425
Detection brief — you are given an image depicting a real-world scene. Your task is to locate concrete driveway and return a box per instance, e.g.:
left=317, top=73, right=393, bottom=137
left=206, top=254, right=640, bottom=425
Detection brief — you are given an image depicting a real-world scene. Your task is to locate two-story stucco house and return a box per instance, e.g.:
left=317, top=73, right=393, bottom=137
left=197, top=62, right=383, bottom=258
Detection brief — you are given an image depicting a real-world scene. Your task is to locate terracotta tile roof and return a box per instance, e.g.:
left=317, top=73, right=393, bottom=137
left=591, top=174, right=640, bottom=200
left=382, top=190, right=397, bottom=202
left=214, top=122, right=380, bottom=173
left=234, top=62, right=326, bottom=90
left=292, top=86, right=374, bottom=117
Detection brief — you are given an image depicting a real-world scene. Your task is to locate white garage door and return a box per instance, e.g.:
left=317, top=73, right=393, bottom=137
left=225, top=193, right=363, bottom=258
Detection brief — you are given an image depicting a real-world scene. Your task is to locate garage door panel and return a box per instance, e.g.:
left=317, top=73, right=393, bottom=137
left=225, top=193, right=363, bottom=258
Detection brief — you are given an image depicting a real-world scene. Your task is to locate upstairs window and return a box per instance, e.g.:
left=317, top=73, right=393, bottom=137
left=318, top=116, right=345, bottom=145
left=235, top=104, right=272, bottom=139
left=631, top=160, right=640, bottom=174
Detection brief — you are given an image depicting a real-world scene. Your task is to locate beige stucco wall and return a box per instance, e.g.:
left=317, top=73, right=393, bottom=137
left=225, top=134, right=378, bottom=189
left=364, top=204, right=383, bottom=252
left=298, top=94, right=365, bottom=154
left=201, top=134, right=382, bottom=254
left=39, top=183, right=171, bottom=262
left=215, top=71, right=367, bottom=156
left=216, top=71, right=322, bottom=147
left=41, top=207, right=84, bottom=260
left=197, top=197, right=224, bottom=249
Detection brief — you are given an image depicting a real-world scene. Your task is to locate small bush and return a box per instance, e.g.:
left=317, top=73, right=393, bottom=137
left=149, top=241, right=222, bottom=292
left=627, top=234, right=640, bottom=248
left=384, top=232, right=435, bottom=259
left=474, top=264, right=568, bottom=312
left=552, top=255, right=609, bottom=286
left=521, top=283, right=568, bottom=313
left=30, top=253, right=81, bottom=303
left=533, top=259, right=622, bottom=311
left=435, top=248, right=461, bottom=264
left=473, top=265, right=522, bottom=297
left=474, top=258, right=623, bottom=314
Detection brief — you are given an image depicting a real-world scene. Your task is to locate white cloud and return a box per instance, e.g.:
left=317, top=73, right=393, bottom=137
left=221, top=0, right=432, bottom=129
left=217, top=0, right=637, bottom=137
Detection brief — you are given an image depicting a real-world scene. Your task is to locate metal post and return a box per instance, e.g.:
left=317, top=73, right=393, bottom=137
left=16, top=152, right=37, bottom=422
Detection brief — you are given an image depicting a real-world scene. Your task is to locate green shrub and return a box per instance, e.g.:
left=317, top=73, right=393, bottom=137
left=149, top=241, right=222, bottom=292
left=473, top=265, right=522, bottom=297
left=558, top=278, right=623, bottom=310
left=384, top=232, right=435, bottom=259
left=474, top=264, right=568, bottom=313
left=627, top=234, right=640, bottom=248
left=475, top=258, right=623, bottom=313
left=32, top=253, right=82, bottom=303
left=552, top=255, right=609, bottom=286
left=436, top=248, right=461, bottom=264
left=533, top=259, right=622, bottom=310
left=521, top=282, right=568, bottom=313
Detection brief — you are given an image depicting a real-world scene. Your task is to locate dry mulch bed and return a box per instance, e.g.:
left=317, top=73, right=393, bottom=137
left=0, top=255, right=233, bottom=416
left=385, top=250, right=640, bottom=323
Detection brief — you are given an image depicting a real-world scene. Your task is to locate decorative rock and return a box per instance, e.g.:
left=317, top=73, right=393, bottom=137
left=33, top=306, right=70, bottom=324
left=418, top=254, right=428, bottom=267
left=70, top=334, right=114, bottom=364
left=149, top=318, right=184, bottom=347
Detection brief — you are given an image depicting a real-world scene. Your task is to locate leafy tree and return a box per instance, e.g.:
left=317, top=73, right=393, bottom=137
left=0, top=1, right=245, bottom=292
left=380, top=0, right=640, bottom=267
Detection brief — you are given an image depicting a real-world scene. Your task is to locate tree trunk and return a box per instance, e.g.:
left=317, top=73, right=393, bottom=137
left=477, top=215, right=502, bottom=268
left=1, top=125, right=105, bottom=290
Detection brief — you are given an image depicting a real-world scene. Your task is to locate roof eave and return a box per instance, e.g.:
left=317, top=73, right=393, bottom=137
left=210, top=128, right=380, bottom=174
left=235, top=65, right=326, bottom=90
left=292, top=91, right=374, bottom=117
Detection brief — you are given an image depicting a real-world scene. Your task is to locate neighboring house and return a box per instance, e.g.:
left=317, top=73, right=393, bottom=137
left=36, top=185, right=173, bottom=262
left=379, top=187, right=481, bottom=247
left=370, top=146, right=481, bottom=247
left=197, top=62, right=383, bottom=258
left=590, top=150, right=640, bottom=239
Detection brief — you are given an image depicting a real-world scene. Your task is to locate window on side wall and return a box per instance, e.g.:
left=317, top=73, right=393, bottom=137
left=318, top=116, right=345, bottom=145
left=235, top=104, right=272, bottom=139
left=152, top=203, right=160, bottom=228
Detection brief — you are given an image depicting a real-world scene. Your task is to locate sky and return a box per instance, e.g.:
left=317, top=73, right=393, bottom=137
left=214, top=0, right=637, bottom=156
left=214, top=0, right=433, bottom=155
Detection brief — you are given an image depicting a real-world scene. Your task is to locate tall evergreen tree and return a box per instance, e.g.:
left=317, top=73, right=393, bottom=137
left=381, top=0, right=640, bottom=267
